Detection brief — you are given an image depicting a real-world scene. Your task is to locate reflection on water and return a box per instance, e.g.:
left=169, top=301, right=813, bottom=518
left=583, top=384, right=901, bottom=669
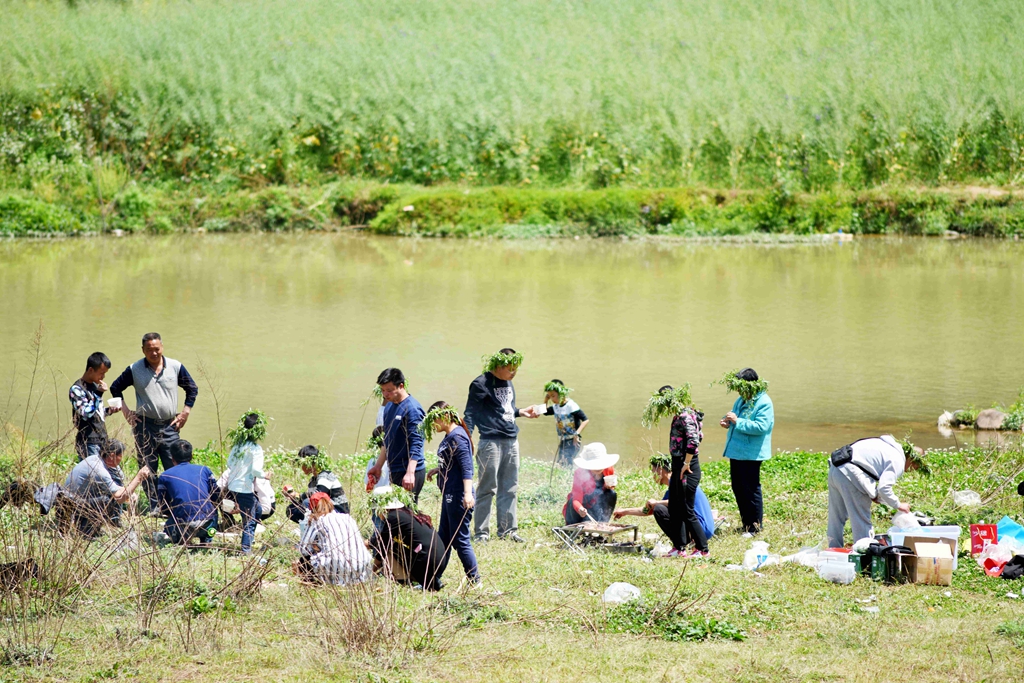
left=3, top=234, right=1024, bottom=464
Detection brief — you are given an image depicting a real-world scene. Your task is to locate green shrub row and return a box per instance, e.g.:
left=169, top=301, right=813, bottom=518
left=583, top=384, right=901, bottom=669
left=4, top=179, right=1024, bottom=238
left=3, top=89, right=1024, bottom=191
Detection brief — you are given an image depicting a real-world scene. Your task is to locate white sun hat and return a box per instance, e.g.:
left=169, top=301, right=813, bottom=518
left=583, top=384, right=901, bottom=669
left=372, top=484, right=406, bottom=509
left=573, top=442, right=619, bottom=471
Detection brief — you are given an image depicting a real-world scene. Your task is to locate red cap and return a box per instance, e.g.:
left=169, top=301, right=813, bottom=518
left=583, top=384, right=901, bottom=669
left=309, top=491, right=332, bottom=508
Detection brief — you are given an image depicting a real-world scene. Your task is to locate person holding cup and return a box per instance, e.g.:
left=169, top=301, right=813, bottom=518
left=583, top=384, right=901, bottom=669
left=69, top=352, right=122, bottom=461
left=562, top=442, right=618, bottom=525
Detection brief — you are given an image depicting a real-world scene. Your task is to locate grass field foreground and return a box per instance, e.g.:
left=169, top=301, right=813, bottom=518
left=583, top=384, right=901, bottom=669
left=2, top=422, right=1024, bottom=682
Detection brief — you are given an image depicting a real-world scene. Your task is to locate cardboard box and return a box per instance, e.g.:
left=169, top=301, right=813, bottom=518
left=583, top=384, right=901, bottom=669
left=970, top=524, right=998, bottom=555
left=904, top=536, right=954, bottom=586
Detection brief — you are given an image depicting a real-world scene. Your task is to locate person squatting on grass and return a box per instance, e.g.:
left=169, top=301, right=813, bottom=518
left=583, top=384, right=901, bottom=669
left=282, top=444, right=349, bottom=523
left=62, top=439, right=150, bottom=537
left=827, top=435, right=926, bottom=548
left=614, top=453, right=715, bottom=548
left=423, top=402, right=480, bottom=585
left=539, top=379, right=589, bottom=468
left=224, top=411, right=266, bottom=554
left=719, top=368, right=774, bottom=535
left=156, top=439, right=220, bottom=545
left=109, top=332, right=198, bottom=513
left=69, top=352, right=121, bottom=461
left=368, top=368, right=427, bottom=502
left=463, top=348, right=541, bottom=543
left=295, top=492, right=373, bottom=586
left=368, top=486, right=448, bottom=591
left=562, top=443, right=618, bottom=524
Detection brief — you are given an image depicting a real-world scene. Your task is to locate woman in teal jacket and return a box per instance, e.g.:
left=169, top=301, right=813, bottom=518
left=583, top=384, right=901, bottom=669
left=719, top=368, right=774, bottom=534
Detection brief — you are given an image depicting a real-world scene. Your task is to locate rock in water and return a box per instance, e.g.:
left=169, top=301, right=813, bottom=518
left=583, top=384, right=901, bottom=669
left=976, top=408, right=1007, bottom=430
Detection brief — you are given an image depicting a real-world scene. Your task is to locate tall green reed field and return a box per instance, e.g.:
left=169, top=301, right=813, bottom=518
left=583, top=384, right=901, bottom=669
left=3, top=0, right=1024, bottom=191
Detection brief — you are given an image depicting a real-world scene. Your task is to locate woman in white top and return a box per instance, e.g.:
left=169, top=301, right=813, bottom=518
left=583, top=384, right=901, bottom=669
left=296, top=492, right=373, bottom=586
left=224, top=411, right=266, bottom=553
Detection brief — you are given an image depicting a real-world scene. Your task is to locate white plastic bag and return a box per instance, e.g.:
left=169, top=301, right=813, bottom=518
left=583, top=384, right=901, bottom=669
left=851, top=537, right=875, bottom=553
left=743, top=541, right=780, bottom=570
left=781, top=546, right=821, bottom=568
left=952, top=490, right=982, bottom=508
left=976, top=542, right=1013, bottom=570
left=891, top=512, right=920, bottom=529
left=602, top=582, right=641, bottom=604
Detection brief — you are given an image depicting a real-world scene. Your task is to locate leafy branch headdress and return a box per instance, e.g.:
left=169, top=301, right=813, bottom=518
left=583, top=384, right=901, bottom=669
left=715, top=370, right=769, bottom=402
left=641, top=384, right=694, bottom=428
left=649, top=452, right=672, bottom=471
left=296, top=445, right=331, bottom=472
left=482, top=350, right=523, bottom=373
left=900, top=435, right=930, bottom=475
left=544, top=380, right=572, bottom=402
left=367, top=485, right=416, bottom=515
left=418, top=404, right=463, bottom=442
left=364, top=430, right=384, bottom=452
left=227, top=409, right=268, bottom=448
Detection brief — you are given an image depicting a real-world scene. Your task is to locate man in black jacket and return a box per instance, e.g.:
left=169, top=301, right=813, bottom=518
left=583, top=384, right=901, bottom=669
left=463, top=348, right=539, bottom=543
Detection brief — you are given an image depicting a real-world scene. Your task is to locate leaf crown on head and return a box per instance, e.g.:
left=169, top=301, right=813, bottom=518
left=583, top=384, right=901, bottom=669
left=641, top=384, right=694, bottom=428
left=482, top=351, right=523, bottom=373
left=227, top=409, right=268, bottom=448
left=714, top=370, right=769, bottom=402
left=418, top=405, right=463, bottom=442
left=544, top=380, right=572, bottom=401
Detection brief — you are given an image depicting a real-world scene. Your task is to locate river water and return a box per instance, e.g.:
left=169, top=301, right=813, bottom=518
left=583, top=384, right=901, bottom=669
left=2, top=234, right=1022, bottom=464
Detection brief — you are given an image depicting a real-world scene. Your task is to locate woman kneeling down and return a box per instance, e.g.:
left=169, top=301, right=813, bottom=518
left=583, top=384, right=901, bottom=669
left=562, top=443, right=618, bottom=525
left=295, top=492, right=373, bottom=586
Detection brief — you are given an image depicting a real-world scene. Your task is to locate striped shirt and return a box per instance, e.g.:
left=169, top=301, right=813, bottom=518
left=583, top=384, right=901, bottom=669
left=299, top=511, right=373, bottom=586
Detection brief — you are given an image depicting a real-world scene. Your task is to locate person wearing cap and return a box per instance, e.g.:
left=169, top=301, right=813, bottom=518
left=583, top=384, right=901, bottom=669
left=368, top=486, right=448, bottom=591
left=562, top=443, right=618, bottom=525
left=826, top=435, right=925, bottom=548
left=156, top=440, right=220, bottom=545
left=62, top=439, right=150, bottom=537
left=295, top=492, right=373, bottom=586
left=720, top=367, right=774, bottom=535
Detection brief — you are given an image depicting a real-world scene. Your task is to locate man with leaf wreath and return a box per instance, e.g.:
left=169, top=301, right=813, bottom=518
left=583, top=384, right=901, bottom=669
left=463, top=348, right=540, bottom=543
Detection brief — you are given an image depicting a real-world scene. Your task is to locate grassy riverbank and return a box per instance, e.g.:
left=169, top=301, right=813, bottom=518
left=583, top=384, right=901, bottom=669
left=4, top=0, right=1024, bottom=238
left=2, top=430, right=1023, bottom=681
left=4, top=181, right=1024, bottom=238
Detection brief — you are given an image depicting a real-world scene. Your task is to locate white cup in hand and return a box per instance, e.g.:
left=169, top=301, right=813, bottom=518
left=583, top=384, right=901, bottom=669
left=108, top=397, right=122, bottom=410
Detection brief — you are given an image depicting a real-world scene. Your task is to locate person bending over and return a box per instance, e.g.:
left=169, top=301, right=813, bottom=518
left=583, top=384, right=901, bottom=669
left=368, top=487, right=448, bottom=591
left=156, top=440, right=220, bottom=545
left=562, top=443, right=618, bottom=525
left=614, top=453, right=715, bottom=552
left=63, top=439, right=150, bottom=537
left=294, top=492, right=372, bottom=586
left=282, top=444, right=349, bottom=523
left=827, top=435, right=926, bottom=548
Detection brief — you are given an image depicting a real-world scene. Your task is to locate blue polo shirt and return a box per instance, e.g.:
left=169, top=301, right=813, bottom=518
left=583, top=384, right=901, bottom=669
left=382, top=395, right=426, bottom=474
left=157, top=462, right=219, bottom=527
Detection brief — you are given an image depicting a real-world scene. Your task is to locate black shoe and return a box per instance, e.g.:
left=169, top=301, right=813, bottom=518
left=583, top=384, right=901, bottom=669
left=473, top=534, right=489, bottom=544
left=503, top=532, right=525, bottom=543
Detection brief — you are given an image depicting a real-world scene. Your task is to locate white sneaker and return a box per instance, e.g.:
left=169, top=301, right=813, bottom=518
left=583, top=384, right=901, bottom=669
left=741, top=532, right=754, bottom=539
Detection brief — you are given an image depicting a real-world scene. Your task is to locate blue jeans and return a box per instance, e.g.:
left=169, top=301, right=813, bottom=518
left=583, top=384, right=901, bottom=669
left=233, top=492, right=260, bottom=552
left=84, top=443, right=102, bottom=461
left=438, top=491, right=479, bottom=581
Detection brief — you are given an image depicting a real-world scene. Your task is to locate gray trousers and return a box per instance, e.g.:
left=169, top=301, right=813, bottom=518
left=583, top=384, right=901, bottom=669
left=827, top=464, right=874, bottom=548
left=474, top=437, right=519, bottom=539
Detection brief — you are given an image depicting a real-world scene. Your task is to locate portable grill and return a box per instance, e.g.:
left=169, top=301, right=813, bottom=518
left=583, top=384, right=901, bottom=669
left=552, top=522, right=641, bottom=555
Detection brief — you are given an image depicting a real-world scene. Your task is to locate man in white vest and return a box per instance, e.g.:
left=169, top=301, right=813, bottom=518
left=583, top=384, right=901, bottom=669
left=110, top=332, right=198, bottom=513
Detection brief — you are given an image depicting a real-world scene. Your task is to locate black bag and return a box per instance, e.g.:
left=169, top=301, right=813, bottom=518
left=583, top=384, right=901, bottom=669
left=1002, top=555, right=1024, bottom=580
left=830, top=443, right=881, bottom=481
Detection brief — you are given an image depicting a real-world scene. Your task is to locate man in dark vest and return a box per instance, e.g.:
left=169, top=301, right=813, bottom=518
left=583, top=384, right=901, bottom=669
left=110, top=332, right=198, bottom=513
